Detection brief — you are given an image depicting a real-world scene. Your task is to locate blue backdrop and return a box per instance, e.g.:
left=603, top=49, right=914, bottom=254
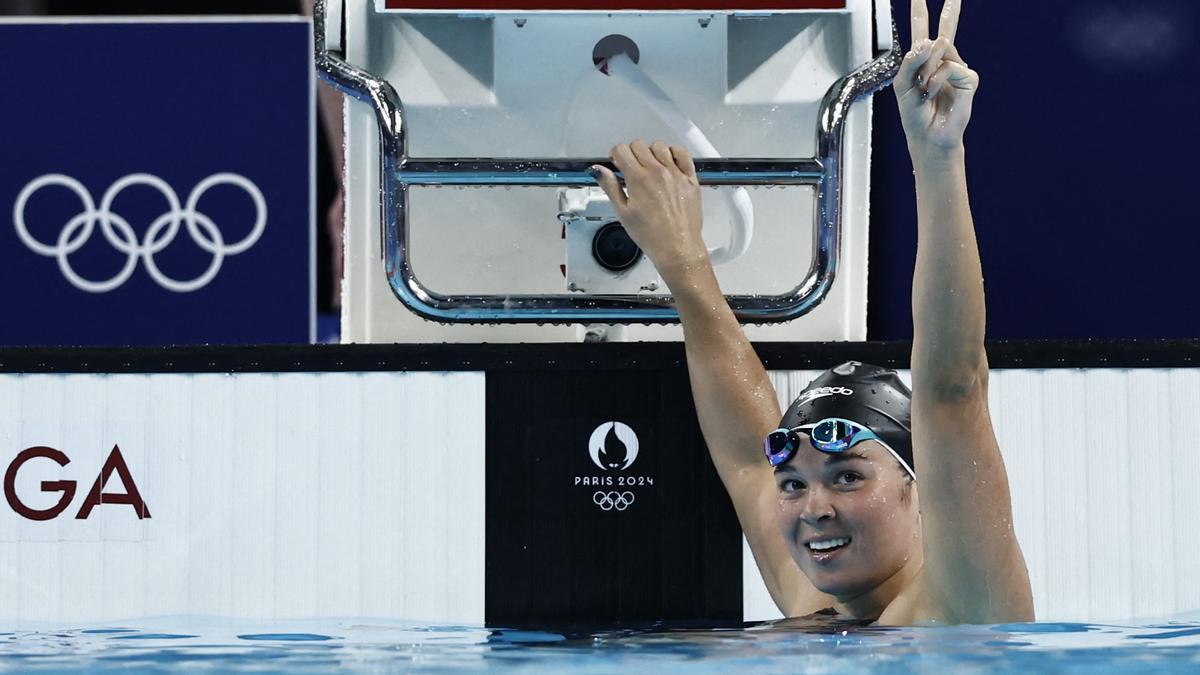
left=0, top=20, right=313, bottom=346
left=868, top=0, right=1199, bottom=340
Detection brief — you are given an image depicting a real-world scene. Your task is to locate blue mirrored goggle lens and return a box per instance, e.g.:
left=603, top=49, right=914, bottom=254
left=766, top=419, right=877, bottom=466
left=809, top=419, right=868, bottom=453
left=764, top=429, right=799, bottom=466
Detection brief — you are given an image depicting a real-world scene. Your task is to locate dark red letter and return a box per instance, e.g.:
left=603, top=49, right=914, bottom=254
left=4, top=446, right=76, bottom=521
left=74, top=445, right=151, bottom=519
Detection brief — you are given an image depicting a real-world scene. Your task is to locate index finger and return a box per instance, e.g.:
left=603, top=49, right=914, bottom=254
left=911, top=0, right=930, bottom=44
left=938, top=0, right=962, bottom=45
left=609, top=143, right=639, bottom=174
left=671, top=146, right=696, bottom=180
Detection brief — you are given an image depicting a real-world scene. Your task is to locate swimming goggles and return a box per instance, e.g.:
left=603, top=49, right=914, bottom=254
left=764, top=418, right=882, bottom=467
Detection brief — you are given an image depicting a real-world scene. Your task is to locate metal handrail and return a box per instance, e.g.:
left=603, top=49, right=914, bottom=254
left=314, top=0, right=901, bottom=324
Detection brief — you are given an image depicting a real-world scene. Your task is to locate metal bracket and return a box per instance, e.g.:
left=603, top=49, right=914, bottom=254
left=314, top=0, right=902, bottom=324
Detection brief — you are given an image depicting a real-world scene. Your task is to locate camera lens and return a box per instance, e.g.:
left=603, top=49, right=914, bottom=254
left=592, top=222, right=641, bottom=272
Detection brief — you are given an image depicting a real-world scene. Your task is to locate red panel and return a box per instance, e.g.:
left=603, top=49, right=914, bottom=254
left=384, top=0, right=845, bottom=10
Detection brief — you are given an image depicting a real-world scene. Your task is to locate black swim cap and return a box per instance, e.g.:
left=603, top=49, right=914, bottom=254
left=779, top=361, right=915, bottom=477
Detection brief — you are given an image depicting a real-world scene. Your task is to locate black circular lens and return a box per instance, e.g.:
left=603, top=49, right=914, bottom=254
left=592, top=222, right=642, bottom=272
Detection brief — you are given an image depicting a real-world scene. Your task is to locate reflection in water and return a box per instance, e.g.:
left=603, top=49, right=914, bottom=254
left=2, top=615, right=1200, bottom=672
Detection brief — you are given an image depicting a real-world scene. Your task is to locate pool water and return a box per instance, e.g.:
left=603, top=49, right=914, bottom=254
left=2, top=615, right=1199, bottom=672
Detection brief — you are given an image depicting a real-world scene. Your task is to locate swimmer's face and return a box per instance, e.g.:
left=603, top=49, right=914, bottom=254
left=774, top=439, right=921, bottom=599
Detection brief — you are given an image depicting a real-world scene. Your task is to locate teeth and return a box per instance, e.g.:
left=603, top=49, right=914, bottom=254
left=808, top=537, right=850, bottom=551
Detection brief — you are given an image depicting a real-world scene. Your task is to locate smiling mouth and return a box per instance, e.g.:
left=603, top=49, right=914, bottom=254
left=806, top=537, right=851, bottom=554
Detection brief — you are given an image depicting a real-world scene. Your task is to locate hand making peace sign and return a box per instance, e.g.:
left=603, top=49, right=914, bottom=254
left=896, top=0, right=980, bottom=154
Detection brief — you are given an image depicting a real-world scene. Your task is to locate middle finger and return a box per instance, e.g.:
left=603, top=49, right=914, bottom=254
left=938, top=0, right=962, bottom=45
left=630, top=139, right=658, bottom=168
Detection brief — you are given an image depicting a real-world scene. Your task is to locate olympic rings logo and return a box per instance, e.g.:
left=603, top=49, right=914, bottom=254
left=593, top=491, right=635, bottom=512
left=13, top=173, right=267, bottom=293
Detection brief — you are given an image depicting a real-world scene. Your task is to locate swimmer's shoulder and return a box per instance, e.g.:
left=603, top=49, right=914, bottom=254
left=874, top=574, right=942, bottom=625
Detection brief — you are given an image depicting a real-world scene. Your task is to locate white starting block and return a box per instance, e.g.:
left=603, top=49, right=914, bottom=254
left=317, top=0, right=899, bottom=342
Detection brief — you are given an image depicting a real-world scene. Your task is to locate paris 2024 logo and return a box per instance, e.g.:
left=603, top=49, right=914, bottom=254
left=576, top=421, right=655, bottom=512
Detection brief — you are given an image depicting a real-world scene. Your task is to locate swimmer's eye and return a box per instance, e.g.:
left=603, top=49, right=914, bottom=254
left=778, top=478, right=805, bottom=494
left=834, top=472, right=864, bottom=486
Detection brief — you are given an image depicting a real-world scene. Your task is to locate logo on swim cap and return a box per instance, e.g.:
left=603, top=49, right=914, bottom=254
left=794, top=386, right=854, bottom=407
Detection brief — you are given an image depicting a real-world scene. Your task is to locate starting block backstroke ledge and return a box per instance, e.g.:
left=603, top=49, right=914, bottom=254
left=317, top=0, right=899, bottom=336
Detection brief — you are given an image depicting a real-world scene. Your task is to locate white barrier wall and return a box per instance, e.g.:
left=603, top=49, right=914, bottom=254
left=743, top=368, right=1200, bottom=623
left=2, top=367, right=1197, bottom=623
left=0, top=372, right=485, bottom=624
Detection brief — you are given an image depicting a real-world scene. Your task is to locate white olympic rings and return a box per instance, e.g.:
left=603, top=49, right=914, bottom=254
left=13, top=172, right=268, bottom=293
left=593, top=491, right=635, bottom=512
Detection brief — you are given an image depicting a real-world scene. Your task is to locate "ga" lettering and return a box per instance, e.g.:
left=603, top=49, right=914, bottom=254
left=3, top=445, right=151, bottom=521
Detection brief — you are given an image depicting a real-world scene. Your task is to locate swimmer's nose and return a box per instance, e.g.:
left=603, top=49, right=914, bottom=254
left=798, top=489, right=835, bottom=524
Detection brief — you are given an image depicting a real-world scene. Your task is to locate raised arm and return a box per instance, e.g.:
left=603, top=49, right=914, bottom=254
left=896, top=0, right=1033, bottom=623
left=593, top=142, right=828, bottom=615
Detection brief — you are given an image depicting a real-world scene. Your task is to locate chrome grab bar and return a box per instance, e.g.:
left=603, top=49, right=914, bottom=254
left=314, top=0, right=901, bottom=324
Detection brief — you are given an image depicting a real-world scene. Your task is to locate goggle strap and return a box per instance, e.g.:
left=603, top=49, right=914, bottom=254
left=874, top=438, right=916, bottom=481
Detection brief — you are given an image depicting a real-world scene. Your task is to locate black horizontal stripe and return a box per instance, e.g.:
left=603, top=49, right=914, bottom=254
left=0, top=340, right=1196, bottom=374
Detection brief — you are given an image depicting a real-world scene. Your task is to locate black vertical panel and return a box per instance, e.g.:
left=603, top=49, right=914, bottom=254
left=485, top=367, right=742, bottom=626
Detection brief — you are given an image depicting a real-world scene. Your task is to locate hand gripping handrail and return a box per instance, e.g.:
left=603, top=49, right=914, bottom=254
left=314, top=0, right=902, bottom=324
left=604, top=52, right=753, bottom=266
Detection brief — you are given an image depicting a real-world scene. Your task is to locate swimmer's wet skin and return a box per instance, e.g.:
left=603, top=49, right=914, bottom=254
left=765, top=363, right=928, bottom=615
left=593, top=0, right=1033, bottom=626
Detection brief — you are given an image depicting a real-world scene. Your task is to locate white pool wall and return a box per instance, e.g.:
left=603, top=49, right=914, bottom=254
left=1, top=367, right=1195, bottom=624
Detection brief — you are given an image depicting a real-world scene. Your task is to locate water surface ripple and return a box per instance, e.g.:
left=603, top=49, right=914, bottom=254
left=2, top=615, right=1198, bottom=672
